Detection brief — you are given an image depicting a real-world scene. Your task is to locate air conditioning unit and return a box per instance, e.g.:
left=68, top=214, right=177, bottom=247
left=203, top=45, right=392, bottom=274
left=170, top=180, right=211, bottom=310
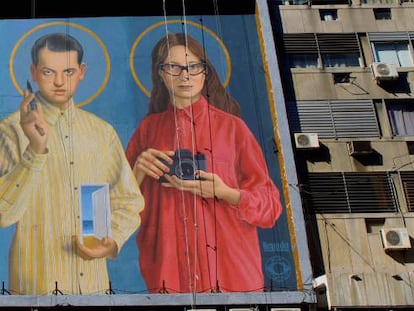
left=347, top=141, right=373, bottom=156
left=294, top=133, right=319, bottom=149
left=371, top=62, right=399, bottom=81
left=380, top=228, right=411, bottom=250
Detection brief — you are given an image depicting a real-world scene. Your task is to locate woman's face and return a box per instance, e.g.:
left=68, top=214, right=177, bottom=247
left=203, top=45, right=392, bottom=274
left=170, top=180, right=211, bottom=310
left=159, top=45, right=206, bottom=109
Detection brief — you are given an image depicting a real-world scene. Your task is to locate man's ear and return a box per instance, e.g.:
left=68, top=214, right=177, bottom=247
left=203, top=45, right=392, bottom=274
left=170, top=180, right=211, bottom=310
left=79, top=63, right=87, bottom=80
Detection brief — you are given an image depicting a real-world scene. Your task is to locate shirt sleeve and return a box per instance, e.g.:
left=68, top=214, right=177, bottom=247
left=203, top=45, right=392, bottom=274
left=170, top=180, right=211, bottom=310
left=105, top=128, right=145, bottom=253
left=125, top=124, right=142, bottom=168
left=233, top=121, right=283, bottom=228
left=0, top=124, right=48, bottom=227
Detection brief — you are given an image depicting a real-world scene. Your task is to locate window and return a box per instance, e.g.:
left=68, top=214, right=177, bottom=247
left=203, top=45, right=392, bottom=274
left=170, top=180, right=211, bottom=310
left=284, top=33, right=361, bottom=68
left=320, top=9, right=338, bottom=21
left=288, top=100, right=380, bottom=139
left=304, top=172, right=398, bottom=213
left=322, top=53, right=360, bottom=68
left=362, top=0, right=397, bottom=4
left=289, top=0, right=309, bottom=4
left=374, top=42, right=411, bottom=66
left=287, top=0, right=349, bottom=3
left=374, top=8, right=392, bottom=20
left=311, top=0, right=350, bottom=4
left=387, top=100, right=414, bottom=136
left=333, top=72, right=352, bottom=84
left=368, top=32, right=414, bottom=67
left=288, top=54, right=319, bottom=68
left=399, top=171, right=414, bottom=212
left=284, top=33, right=319, bottom=68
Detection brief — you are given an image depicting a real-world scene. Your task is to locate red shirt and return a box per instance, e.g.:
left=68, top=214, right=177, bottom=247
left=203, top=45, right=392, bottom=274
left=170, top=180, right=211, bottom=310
left=126, top=96, right=282, bottom=293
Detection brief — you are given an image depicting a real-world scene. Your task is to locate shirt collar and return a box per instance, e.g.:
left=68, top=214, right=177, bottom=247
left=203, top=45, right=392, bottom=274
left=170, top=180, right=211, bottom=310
left=36, top=93, right=76, bottom=126
left=167, top=96, right=208, bottom=119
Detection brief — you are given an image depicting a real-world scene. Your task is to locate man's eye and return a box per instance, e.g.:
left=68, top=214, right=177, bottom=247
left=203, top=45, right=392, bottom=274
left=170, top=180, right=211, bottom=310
left=65, top=69, right=75, bottom=76
left=42, top=69, right=52, bottom=76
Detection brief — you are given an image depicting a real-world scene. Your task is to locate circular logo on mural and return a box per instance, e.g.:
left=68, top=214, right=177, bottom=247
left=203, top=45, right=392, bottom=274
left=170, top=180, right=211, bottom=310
left=264, top=255, right=292, bottom=283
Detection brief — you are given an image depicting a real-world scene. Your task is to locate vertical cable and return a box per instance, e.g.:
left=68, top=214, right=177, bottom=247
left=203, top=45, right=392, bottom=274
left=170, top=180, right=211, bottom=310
left=161, top=0, right=229, bottom=299
left=161, top=0, right=195, bottom=297
left=30, top=0, right=36, bottom=18
left=179, top=0, right=203, bottom=298
left=197, top=17, right=218, bottom=293
left=64, top=23, right=78, bottom=294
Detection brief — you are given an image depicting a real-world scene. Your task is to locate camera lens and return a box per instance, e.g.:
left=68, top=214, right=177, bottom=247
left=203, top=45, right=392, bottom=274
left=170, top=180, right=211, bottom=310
left=175, top=159, right=195, bottom=179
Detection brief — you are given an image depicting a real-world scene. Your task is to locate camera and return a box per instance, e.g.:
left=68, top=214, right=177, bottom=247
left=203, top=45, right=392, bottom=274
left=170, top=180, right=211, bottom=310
left=159, top=149, right=206, bottom=183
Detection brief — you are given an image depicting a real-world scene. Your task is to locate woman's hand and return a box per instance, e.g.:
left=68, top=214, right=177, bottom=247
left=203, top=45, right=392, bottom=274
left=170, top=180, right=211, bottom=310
left=161, top=170, right=241, bottom=205
left=133, top=148, right=175, bottom=185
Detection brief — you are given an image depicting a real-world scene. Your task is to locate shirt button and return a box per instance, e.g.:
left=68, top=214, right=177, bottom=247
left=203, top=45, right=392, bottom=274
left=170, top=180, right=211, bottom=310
left=80, top=272, right=84, bottom=277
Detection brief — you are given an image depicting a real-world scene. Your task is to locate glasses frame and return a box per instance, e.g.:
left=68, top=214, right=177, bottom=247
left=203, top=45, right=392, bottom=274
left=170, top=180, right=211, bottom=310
left=159, top=62, right=207, bottom=77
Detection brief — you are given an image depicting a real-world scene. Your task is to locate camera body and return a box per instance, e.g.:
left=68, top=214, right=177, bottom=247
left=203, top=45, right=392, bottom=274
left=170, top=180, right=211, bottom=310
left=159, top=149, right=206, bottom=183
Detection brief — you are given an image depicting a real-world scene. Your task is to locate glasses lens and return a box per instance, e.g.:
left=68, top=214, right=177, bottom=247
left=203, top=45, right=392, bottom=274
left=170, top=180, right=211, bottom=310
left=161, top=64, right=179, bottom=76
left=188, top=63, right=205, bottom=75
left=161, top=63, right=206, bottom=76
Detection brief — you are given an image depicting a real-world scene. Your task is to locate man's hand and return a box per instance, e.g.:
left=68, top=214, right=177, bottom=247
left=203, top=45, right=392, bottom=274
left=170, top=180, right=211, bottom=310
left=73, top=236, right=118, bottom=260
left=19, top=90, right=49, bottom=154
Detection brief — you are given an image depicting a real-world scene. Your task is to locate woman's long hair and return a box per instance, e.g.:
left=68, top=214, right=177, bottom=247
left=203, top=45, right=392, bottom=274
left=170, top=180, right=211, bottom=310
left=148, top=32, right=241, bottom=117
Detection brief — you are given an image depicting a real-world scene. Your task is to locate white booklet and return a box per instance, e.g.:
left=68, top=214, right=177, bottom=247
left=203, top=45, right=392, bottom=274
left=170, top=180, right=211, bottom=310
left=79, top=184, right=112, bottom=244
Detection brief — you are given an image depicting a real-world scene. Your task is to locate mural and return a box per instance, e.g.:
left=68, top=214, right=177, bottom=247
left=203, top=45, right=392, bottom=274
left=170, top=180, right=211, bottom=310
left=0, top=15, right=295, bottom=295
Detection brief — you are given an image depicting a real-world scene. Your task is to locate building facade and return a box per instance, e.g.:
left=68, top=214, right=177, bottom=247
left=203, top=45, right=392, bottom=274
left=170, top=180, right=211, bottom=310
left=267, top=0, right=414, bottom=309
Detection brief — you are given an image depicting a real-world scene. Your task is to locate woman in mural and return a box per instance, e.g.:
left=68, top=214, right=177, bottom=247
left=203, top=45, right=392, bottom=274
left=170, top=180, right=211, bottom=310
left=126, top=32, right=283, bottom=293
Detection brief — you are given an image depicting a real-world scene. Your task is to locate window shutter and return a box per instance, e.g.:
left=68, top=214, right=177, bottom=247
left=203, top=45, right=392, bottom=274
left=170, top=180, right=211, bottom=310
left=288, top=100, right=380, bottom=138
left=305, top=172, right=398, bottom=213
left=400, top=171, right=414, bottom=212
left=317, top=33, right=360, bottom=54
left=283, top=33, right=318, bottom=54
left=367, top=31, right=410, bottom=42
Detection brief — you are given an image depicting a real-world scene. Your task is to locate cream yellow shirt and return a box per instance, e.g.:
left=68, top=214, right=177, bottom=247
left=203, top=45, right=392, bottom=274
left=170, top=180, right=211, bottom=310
left=0, top=100, right=144, bottom=295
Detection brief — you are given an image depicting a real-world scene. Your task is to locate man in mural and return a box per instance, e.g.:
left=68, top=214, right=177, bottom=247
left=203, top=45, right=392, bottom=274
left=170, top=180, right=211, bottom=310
left=0, top=32, right=144, bottom=295
left=125, top=33, right=283, bottom=293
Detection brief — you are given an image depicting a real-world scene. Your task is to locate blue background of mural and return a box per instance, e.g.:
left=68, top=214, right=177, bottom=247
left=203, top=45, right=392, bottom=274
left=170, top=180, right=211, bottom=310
left=0, top=15, right=295, bottom=293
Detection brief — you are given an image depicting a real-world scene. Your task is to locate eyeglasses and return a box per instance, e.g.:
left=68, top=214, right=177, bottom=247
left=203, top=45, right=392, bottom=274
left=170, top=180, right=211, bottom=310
left=159, top=62, right=206, bottom=76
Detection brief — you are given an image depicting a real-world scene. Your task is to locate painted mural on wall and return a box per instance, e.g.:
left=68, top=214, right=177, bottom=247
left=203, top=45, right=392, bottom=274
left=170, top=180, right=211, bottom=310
left=0, top=15, right=295, bottom=295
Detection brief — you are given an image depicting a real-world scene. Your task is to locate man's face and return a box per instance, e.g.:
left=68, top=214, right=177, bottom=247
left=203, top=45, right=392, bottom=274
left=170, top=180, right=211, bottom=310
left=31, top=47, right=86, bottom=109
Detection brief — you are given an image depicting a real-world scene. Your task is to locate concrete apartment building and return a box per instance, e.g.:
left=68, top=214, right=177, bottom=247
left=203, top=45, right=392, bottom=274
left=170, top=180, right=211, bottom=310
left=267, top=0, right=414, bottom=309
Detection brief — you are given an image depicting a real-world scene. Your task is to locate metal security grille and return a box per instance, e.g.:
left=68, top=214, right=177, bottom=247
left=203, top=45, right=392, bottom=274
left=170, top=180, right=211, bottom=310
left=283, top=33, right=318, bottom=54
left=288, top=100, right=380, bottom=138
left=317, top=33, right=361, bottom=54
left=400, top=171, right=414, bottom=212
left=367, top=32, right=411, bottom=42
left=304, top=172, right=398, bottom=213
left=283, top=33, right=360, bottom=54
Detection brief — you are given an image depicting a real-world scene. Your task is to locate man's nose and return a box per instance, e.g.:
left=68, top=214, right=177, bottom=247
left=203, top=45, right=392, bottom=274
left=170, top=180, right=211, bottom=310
left=53, top=73, right=65, bottom=86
